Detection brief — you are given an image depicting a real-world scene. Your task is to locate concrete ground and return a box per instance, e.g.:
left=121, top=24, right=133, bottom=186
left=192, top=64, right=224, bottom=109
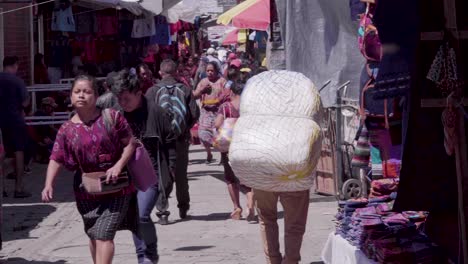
left=0, top=146, right=336, bottom=264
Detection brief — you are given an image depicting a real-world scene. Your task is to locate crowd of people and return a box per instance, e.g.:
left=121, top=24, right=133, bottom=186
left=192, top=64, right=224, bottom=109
left=0, top=46, right=284, bottom=264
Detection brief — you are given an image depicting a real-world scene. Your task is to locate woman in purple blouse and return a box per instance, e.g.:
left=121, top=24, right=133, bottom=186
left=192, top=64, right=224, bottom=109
left=41, top=75, right=138, bottom=264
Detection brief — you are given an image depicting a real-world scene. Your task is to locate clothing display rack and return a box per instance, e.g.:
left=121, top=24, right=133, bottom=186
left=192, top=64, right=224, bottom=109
left=418, top=0, right=468, bottom=260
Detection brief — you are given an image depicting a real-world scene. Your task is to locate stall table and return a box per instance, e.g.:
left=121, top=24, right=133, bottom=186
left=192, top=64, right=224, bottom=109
left=321, top=232, right=377, bottom=264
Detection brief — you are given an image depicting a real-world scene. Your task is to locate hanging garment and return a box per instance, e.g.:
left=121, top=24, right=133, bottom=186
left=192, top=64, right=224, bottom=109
left=51, top=6, right=76, bottom=32
left=97, top=14, right=118, bottom=36
left=132, top=16, right=156, bottom=38
left=149, top=15, right=171, bottom=45
left=75, top=12, right=96, bottom=34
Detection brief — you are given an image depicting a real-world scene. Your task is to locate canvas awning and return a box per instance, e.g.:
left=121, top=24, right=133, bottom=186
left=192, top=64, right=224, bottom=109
left=217, top=0, right=270, bottom=31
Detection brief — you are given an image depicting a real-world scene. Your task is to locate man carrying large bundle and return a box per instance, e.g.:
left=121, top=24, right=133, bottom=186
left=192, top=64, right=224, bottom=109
left=229, top=71, right=323, bottom=264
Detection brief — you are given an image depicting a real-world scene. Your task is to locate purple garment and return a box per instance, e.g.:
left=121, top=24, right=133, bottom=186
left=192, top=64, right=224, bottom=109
left=50, top=109, right=134, bottom=199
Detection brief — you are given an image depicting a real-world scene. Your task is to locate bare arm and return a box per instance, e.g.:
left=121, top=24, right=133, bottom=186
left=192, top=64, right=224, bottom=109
left=214, top=113, right=224, bottom=129
left=42, top=160, right=63, bottom=202
left=192, top=80, right=209, bottom=99
left=118, top=137, right=137, bottom=169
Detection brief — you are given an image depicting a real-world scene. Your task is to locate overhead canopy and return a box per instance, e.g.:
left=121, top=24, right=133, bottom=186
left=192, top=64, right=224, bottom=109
left=78, top=0, right=146, bottom=15
left=217, top=0, right=270, bottom=31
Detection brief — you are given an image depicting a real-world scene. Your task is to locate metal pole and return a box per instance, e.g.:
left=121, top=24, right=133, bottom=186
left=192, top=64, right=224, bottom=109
left=335, top=86, right=344, bottom=198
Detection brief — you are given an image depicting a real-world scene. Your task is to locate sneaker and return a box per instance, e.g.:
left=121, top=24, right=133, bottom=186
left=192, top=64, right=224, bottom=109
left=14, top=190, right=32, bottom=198
left=179, top=207, right=189, bottom=219
left=157, top=215, right=169, bottom=225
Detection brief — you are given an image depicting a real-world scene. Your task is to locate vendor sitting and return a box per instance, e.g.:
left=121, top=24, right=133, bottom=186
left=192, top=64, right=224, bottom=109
left=34, top=97, right=58, bottom=163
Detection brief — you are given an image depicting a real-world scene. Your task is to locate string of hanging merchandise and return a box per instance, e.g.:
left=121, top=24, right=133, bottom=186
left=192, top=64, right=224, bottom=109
left=43, top=7, right=111, bottom=22
left=0, top=0, right=55, bottom=15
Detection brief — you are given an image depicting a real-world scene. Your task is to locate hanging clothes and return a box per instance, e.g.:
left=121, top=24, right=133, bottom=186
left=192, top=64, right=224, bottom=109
left=132, top=16, right=156, bottom=38
left=51, top=6, right=76, bottom=32
left=75, top=12, right=97, bottom=34
left=96, top=14, right=118, bottom=36
left=149, top=15, right=171, bottom=45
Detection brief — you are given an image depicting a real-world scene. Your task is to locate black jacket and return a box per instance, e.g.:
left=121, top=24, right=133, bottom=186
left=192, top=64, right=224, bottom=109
left=146, top=76, right=200, bottom=139
left=124, top=97, right=176, bottom=195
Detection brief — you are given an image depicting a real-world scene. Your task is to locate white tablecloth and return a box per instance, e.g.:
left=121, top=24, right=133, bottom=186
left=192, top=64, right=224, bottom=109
left=321, top=232, right=378, bottom=264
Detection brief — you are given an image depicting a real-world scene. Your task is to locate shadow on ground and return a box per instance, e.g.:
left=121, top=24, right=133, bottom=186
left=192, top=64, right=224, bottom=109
left=2, top=204, right=56, bottom=242
left=189, top=212, right=232, bottom=221
left=0, top=258, right=67, bottom=264
left=174, top=246, right=215, bottom=251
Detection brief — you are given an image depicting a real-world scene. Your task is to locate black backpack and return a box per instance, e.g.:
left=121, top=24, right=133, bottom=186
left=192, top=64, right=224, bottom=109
left=155, top=84, right=188, bottom=137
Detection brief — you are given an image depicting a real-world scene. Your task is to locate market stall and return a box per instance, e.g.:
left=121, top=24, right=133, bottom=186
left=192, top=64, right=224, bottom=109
left=312, top=0, right=468, bottom=262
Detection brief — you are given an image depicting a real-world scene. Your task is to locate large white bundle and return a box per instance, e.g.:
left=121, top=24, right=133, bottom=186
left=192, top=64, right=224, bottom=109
left=229, top=70, right=323, bottom=192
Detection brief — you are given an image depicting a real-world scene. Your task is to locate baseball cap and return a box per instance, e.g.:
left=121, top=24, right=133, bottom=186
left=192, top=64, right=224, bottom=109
left=230, top=59, right=242, bottom=68
left=42, top=97, right=58, bottom=108
left=228, top=53, right=237, bottom=60
left=207, top=48, right=216, bottom=55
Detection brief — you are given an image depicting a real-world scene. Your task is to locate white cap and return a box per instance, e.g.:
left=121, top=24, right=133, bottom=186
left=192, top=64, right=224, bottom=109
left=207, top=48, right=216, bottom=55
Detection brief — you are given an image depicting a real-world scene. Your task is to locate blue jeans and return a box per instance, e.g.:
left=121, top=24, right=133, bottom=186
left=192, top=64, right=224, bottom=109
left=133, top=185, right=159, bottom=263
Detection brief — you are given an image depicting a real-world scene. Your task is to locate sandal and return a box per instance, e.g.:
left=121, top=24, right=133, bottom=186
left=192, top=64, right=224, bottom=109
left=206, top=154, right=213, bottom=164
left=230, top=208, right=242, bottom=220
left=246, top=209, right=257, bottom=223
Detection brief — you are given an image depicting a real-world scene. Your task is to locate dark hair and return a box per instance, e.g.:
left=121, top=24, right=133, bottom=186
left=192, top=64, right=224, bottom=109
left=71, top=75, right=98, bottom=95
left=231, top=81, right=245, bottom=96
left=137, top=63, right=151, bottom=75
left=206, top=61, right=220, bottom=74
left=111, top=68, right=141, bottom=95
left=160, top=59, right=177, bottom=75
left=227, top=67, right=240, bottom=81
left=256, top=67, right=268, bottom=75
left=3, top=56, right=19, bottom=68
left=34, top=53, right=45, bottom=66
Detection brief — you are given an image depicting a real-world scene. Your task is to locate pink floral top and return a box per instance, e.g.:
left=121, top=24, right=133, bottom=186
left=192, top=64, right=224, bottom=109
left=50, top=109, right=135, bottom=199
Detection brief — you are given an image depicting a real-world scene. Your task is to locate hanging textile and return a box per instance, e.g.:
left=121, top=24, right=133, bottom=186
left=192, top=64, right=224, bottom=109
left=132, top=15, right=156, bottom=38
left=51, top=6, right=76, bottom=32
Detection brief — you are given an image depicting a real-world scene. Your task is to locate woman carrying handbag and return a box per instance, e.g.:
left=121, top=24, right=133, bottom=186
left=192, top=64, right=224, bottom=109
left=41, top=75, right=138, bottom=264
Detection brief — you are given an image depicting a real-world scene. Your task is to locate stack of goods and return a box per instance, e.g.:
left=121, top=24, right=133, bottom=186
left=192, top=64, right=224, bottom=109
left=369, top=178, right=398, bottom=199
left=230, top=71, right=322, bottom=192
left=335, top=198, right=441, bottom=263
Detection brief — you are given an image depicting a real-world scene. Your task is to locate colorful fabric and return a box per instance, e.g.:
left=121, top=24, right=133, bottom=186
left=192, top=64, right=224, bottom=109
left=195, top=77, right=228, bottom=145
left=50, top=109, right=135, bottom=200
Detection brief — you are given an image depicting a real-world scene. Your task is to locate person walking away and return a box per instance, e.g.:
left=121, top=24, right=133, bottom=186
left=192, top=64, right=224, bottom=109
left=214, top=82, right=255, bottom=221
left=41, top=75, right=139, bottom=264
left=192, top=62, right=228, bottom=163
left=111, top=68, right=176, bottom=263
left=0, top=56, right=31, bottom=198
left=146, top=59, right=200, bottom=222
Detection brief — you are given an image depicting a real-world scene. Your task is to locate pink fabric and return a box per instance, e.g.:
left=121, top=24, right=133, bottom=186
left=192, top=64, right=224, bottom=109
left=128, top=143, right=157, bottom=192
left=233, top=0, right=270, bottom=31
left=97, top=15, right=118, bottom=36
left=222, top=29, right=240, bottom=45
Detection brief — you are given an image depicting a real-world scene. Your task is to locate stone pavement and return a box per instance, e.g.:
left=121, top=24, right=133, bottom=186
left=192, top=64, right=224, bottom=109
left=0, top=146, right=336, bottom=264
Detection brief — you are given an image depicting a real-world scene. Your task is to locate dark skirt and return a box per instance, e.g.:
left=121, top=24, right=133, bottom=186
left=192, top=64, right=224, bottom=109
left=221, top=152, right=252, bottom=192
left=76, top=193, right=139, bottom=241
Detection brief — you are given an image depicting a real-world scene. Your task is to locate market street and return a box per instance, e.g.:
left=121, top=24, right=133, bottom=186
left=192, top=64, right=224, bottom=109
left=0, top=146, right=336, bottom=264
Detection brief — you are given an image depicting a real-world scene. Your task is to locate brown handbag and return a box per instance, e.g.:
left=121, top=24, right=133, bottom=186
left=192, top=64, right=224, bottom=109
left=79, top=109, right=130, bottom=195
left=81, top=171, right=130, bottom=195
